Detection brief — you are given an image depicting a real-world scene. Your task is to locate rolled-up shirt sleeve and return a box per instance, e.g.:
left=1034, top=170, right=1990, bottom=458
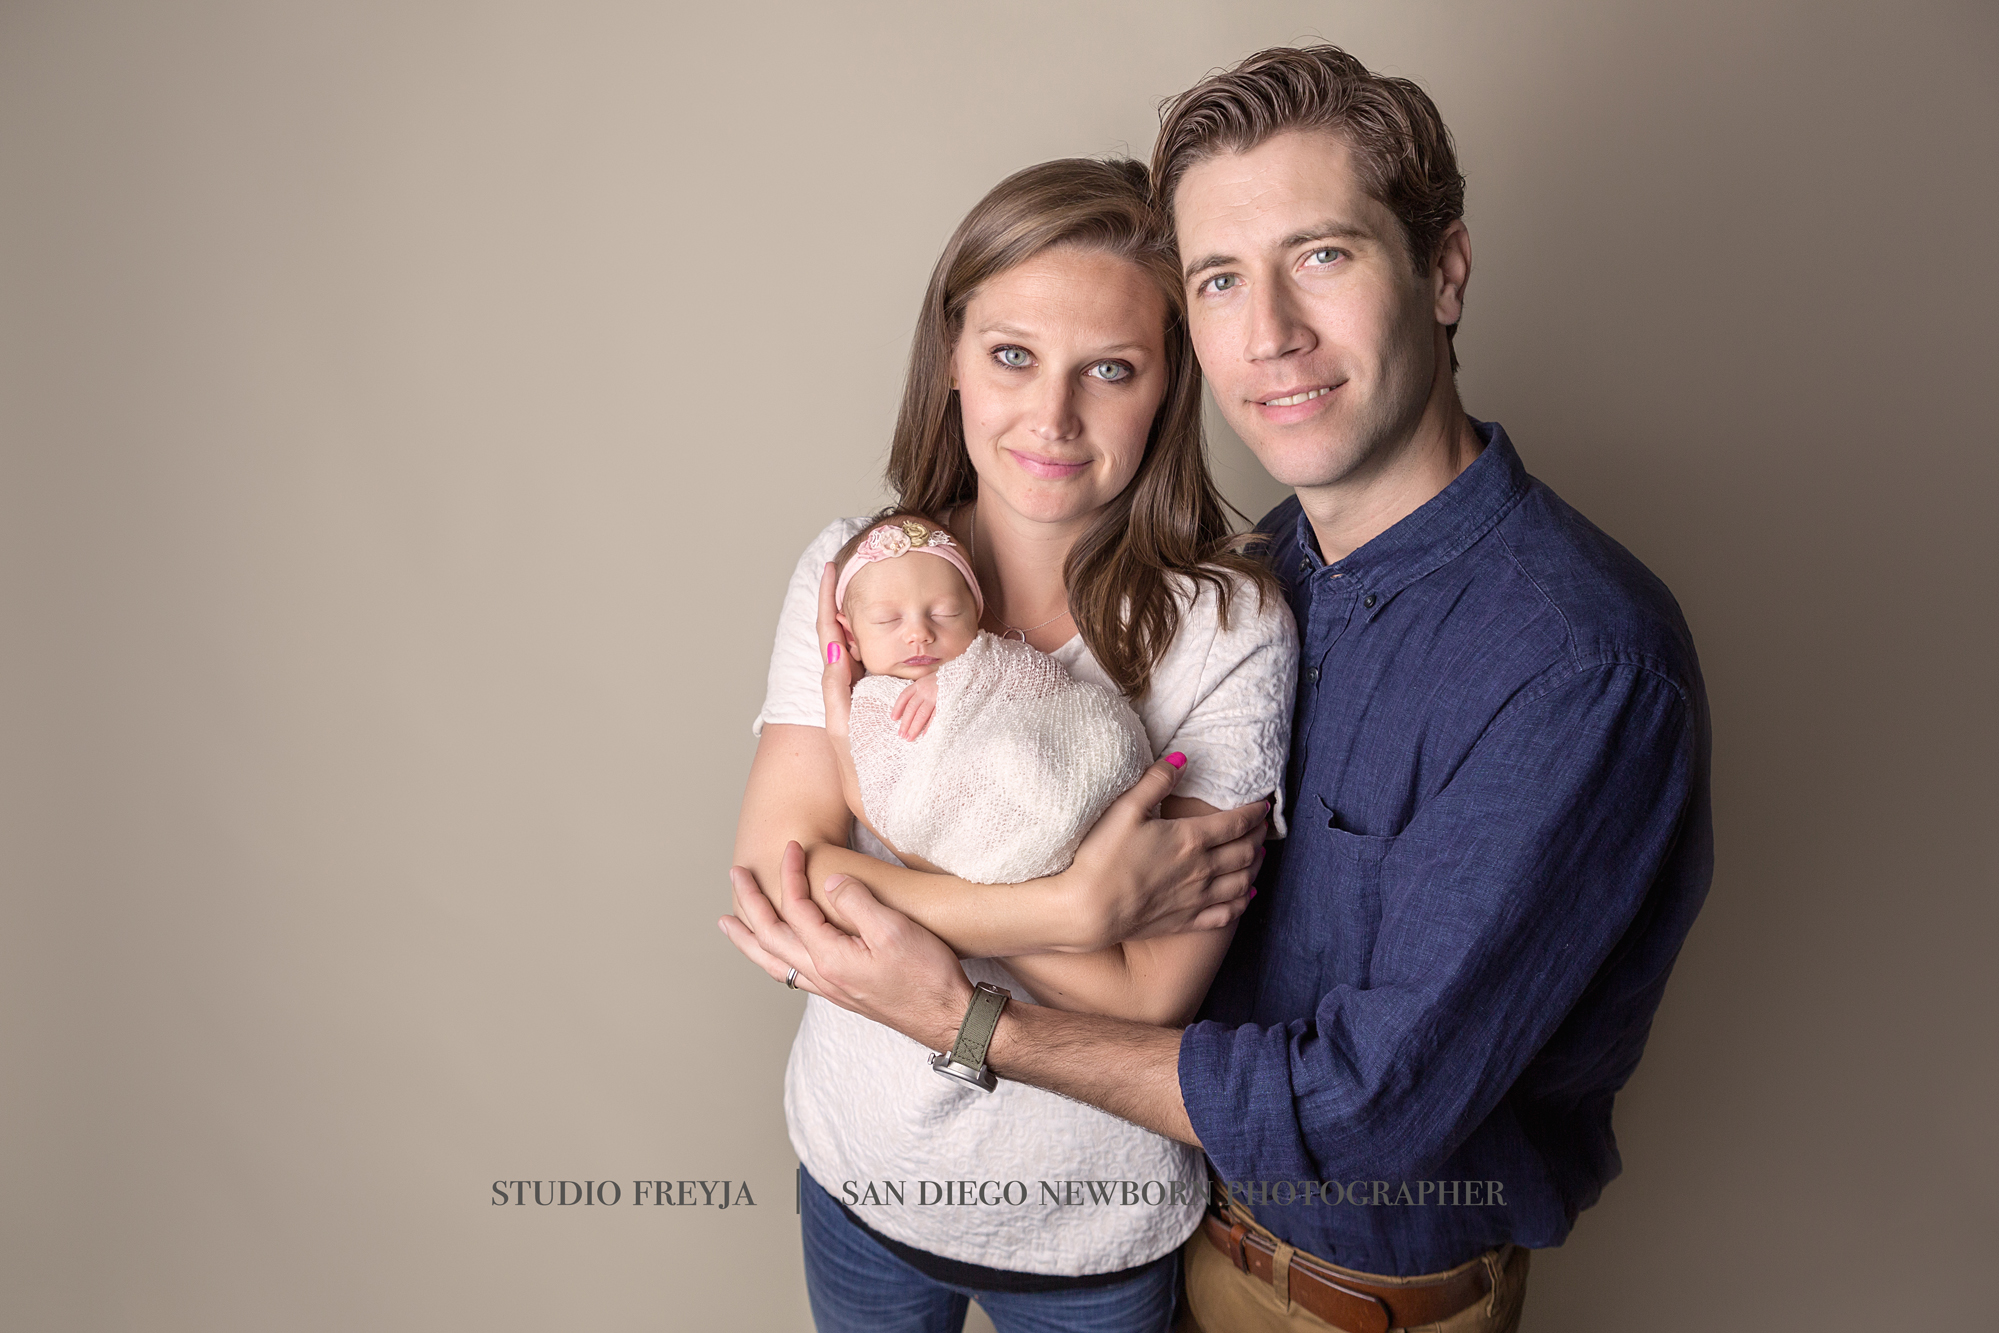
left=1179, top=660, right=1698, bottom=1185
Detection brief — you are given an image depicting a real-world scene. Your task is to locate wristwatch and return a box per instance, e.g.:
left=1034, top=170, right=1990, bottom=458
left=929, top=983, right=1011, bottom=1092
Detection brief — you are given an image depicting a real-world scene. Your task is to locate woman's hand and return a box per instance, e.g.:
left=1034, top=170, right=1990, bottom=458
left=816, top=560, right=871, bottom=820
left=1053, top=757, right=1269, bottom=952
left=817, top=560, right=862, bottom=746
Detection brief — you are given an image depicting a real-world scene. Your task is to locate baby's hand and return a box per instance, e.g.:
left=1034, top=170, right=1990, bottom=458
left=889, top=674, right=941, bottom=741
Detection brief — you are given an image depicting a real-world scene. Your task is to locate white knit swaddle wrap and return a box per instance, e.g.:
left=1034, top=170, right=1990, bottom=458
left=848, top=633, right=1150, bottom=884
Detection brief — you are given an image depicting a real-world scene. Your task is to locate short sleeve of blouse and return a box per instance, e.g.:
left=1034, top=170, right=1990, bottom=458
left=1149, top=575, right=1298, bottom=838
left=752, top=516, right=870, bottom=736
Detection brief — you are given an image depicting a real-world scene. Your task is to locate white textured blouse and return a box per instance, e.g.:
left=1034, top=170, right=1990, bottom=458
left=753, top=515, right=1296, bottom=1276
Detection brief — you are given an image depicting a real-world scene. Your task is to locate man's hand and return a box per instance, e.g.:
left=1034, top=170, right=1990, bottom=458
left=1055, top=757, right=1269, bottom=952
left=719, top=841, right=972, bottom=1052
left=721, top=841, right=1200, bottom=1145
left=889, top=673, right=940, bottom=740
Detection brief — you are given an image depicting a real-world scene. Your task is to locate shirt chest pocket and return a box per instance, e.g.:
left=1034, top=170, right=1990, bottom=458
left=1289, top=800, right=1402, bottom=989
left=1324, top=825, right=1398, bottom=865
left=1313, top=794, right=1401, bottom=862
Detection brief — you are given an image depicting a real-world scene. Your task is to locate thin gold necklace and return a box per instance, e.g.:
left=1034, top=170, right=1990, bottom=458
left=966, top=504, right=1070, bottom=642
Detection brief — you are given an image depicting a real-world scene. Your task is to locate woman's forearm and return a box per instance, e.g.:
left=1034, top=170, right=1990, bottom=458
left=994, top=920, right=1235, bottom=1027
left=740, top=728, right=1258, bottom=974
left=797, top=844, right=1087, bottom=958
left=983, top=796, right=1241, bottom=1024
left=738, top=725, right=1095, bottom=959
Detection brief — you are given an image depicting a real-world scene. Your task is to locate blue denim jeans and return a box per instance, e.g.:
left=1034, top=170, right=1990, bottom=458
left=799, top=1169, right=1180, bottom=1333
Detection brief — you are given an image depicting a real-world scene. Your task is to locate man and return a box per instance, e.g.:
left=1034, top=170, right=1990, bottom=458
left=725, top=45, right=1710, bottom=1333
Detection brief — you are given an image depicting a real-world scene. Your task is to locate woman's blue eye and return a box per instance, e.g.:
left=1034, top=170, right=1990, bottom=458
left=1089, top=361, right=1132, bottom=383
left=995, top=346, right=1031, bottom=368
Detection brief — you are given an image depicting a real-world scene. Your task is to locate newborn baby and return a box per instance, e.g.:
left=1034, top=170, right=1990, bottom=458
left=831, top=515, right=1150, bottom=885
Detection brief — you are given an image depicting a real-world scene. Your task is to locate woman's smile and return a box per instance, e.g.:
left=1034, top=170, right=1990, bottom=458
left=1004, top=446, right=1092, bottom=479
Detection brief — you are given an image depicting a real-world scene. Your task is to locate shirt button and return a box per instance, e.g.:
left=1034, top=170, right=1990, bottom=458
left=1363, top=593, right=1378, bottom=609
left=1298, top=557, right=1311, bottom=575
left=1305, top=667, right=1320, bottom=684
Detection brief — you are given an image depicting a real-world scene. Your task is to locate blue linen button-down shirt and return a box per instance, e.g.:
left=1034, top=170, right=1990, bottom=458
left=1180, top=420, right=1713, bottom=1276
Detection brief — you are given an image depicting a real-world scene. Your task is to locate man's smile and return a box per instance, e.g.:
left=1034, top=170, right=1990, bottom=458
left=1258, top=385, right=1334, bottom=407
left=1253, top=382, right=1343, bottom=423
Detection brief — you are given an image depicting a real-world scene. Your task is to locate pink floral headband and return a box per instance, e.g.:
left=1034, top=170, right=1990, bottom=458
left=834, top=519, right=984, bottom=617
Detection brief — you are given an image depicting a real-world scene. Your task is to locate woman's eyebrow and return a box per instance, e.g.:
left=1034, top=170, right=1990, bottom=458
left=979, top=322, right=1149, bottom=356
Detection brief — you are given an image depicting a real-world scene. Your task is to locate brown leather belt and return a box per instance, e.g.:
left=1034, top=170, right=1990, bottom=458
left=1198, top=1210, right=1491, bottom=1333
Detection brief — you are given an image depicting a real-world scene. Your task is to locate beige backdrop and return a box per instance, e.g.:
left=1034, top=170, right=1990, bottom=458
left=4, top=2, right=1994, bottom=1329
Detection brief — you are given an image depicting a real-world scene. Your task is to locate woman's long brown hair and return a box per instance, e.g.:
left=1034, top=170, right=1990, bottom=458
left=885, top=157, right=1275, bottom=700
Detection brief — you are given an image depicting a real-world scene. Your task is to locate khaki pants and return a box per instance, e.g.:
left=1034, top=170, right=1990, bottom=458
left=1175, top=1223, right=1529, bottom=1333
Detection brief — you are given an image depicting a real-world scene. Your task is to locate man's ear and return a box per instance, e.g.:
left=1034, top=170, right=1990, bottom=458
left=1432, top=220, right=1472, bottom=329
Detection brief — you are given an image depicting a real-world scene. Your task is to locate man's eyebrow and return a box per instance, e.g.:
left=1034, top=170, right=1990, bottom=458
left=1280, top=219, right=1376, bottom=250
left=1182, top=220, right=1379, bottom=282
left=1181, top=253, right=1237, bottom=282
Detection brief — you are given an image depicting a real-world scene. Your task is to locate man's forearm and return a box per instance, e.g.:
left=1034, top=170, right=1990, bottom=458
left=981, top=1003, right=1199, bottom=1147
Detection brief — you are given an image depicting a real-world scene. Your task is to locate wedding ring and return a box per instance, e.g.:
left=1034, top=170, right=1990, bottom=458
left=785, top=967, right=800, bottom=990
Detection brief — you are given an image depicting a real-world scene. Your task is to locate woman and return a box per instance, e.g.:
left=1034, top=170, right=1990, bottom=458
left=728, top=158, right=1295, bottom=1332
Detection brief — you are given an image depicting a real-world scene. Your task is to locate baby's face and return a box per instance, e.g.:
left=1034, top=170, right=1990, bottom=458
left=838, top=555, right=980, bottom=679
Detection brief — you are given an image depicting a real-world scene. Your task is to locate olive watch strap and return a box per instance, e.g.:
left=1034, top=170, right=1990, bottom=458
left=929, top=983, right=1011, bottom=1092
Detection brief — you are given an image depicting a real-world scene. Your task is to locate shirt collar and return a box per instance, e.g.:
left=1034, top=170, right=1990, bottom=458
left=1290, top=418, right=1529, bottom=603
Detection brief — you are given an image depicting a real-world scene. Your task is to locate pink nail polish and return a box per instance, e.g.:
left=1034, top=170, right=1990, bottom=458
left=826, top=642, right=842, bottom=664
left=1248, top=888, right=1258, bottom=900
left=1164, top=752, right=1186, bottom=769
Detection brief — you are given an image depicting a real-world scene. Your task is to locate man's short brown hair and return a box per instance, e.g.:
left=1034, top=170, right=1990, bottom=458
left=1152, top=44, right=1466, bottom=276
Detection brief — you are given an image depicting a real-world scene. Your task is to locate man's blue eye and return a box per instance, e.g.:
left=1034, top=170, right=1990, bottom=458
left=1307, top=247, right=1341, bottom=265
left=995, top=346, right=1031, bottom=368
left=1205, top=274, right=1240, bottom=293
